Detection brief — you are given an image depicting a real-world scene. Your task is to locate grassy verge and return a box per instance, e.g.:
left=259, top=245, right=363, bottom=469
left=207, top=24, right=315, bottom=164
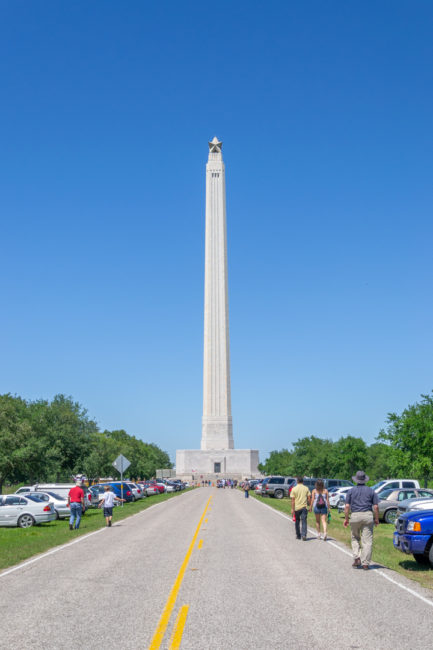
left=0, top=490, right=189, bottom=572
left=253, top=493, right=433, bottom=591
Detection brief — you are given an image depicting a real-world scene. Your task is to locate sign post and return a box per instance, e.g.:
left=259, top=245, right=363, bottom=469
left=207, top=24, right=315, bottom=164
left=112, top=454, right=131, bottom=506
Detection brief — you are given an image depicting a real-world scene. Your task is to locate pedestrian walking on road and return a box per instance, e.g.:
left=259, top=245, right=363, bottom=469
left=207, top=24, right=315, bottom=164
left=309, top=479, right=330, bottom=540
left=98, top=485, right=125, bottom=527
left=291, top=477, right=311, bottom=540
left=244, top=481, right=250, bottom=499
left=344, top=470, right=379, bottom=570
left=68, top=481, right=85, bottom=530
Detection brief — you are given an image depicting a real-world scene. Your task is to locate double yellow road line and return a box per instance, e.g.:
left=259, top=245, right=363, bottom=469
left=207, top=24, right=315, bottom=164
left=148, top=495, right=212, bottom=649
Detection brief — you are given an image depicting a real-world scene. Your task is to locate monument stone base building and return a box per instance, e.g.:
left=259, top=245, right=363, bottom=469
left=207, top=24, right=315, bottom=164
left=176, top=138, right=259, bottom=481
left=176, top=449, right=260, bottom=481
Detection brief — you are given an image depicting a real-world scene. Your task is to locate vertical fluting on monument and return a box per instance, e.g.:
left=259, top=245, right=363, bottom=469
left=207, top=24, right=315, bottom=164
left=201, top=137, right=234, bottom=450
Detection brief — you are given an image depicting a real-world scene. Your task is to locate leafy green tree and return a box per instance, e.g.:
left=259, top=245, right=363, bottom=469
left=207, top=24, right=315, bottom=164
left=0, top=394, right=44, bottom=493
left=258, top=449, right=293, bottom=475
left=28, top=394, right=99, bottom=481
left=365, top=442, right=395, bottom=481
left=332, top=436, right=367, bottom=479
left=290, top=436, right=335, bottom=477
left=378, top=392, right=433, bottom=486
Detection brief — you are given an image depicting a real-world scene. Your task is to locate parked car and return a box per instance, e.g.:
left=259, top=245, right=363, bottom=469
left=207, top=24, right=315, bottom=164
left=145, top=481, right=165, bottom=494
left=0, top=494, right=56, bottom=528
left=164, top=482, right=176, bottom=493
left=371, top=479, right=420, bottom=495
left=262, top=476, right=296, bottom=499
left=126, top=483, right=144, bottom=500
left=329, top=487, right=352, bottom=508
left=171, top=479, right=186, bottom=490
left=88, top=484, right=118, bottom=506
left=302, top=478, right=353, bottom=493
left=393, top=509, right=433, bottom=566
left=377, top=488, right=433, bottom=524
left=139, top=482, right=159, bottom=496
left=94, top=482, right=134, bottom=502
left=25, top=491, right=70, bottom=519
left=15, top=483, right=96, bottom=508
left=255, top=478, right=269, bottom=495
left=397, top=494, right=433, bottom=517
left=16, top=483, right=77, bottom=500
left=323, top=479, right=354, bottom=490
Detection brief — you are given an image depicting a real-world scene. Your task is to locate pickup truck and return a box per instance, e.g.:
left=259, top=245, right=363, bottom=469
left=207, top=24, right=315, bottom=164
left=393, top=509, right=433, bottom=566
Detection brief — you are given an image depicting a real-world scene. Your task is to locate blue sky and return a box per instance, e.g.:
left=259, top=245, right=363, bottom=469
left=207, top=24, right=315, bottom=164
left=1, top=1, right=432, bottom=464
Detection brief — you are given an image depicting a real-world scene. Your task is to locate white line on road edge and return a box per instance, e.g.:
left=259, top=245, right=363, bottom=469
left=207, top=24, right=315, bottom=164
left=0, top=495, right=186, bottom=580
left=251, top=496, right=433, bottom=609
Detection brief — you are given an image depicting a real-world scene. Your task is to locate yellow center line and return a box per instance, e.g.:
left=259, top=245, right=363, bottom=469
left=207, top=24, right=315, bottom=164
left=198, top=539, right=203, bottom=549
left=168, top=605, right=189, bottom=650
left=148, top=495, right=212, bottom=649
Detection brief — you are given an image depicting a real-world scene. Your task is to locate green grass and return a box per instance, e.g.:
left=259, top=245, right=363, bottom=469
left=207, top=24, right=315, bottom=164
left=253, top=493, right=433, bottom=591
left=0, top=490, right=188, bottom=572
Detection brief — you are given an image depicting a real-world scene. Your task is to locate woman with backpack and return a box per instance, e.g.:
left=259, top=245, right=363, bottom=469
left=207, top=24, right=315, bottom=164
left=309, top=479, right=330, bottom=540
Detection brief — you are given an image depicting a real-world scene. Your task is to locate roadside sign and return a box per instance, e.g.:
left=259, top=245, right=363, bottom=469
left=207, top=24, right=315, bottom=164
left=112, top=454, right=131, bottom=473
left=112, top=455, right=131, bottom=507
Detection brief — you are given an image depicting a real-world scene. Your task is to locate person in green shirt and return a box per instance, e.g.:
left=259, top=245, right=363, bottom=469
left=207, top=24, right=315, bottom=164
left=291, top=477, right=311, bottom=540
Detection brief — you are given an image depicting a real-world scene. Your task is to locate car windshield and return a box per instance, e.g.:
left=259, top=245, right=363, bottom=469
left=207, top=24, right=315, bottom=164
left=26, top=494, right=44, bottom=502
left=378, top=489, right=395, bottom=500
left=371, top=481, right=386, bottom=490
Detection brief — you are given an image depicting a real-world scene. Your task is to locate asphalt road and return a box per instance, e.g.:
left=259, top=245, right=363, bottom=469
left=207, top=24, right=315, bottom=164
left=1, top=488, right=433, bottom=650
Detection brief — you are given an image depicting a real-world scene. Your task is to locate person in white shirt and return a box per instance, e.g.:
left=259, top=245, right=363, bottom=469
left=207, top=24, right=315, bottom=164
left=98, top=485, right=125, bottom=527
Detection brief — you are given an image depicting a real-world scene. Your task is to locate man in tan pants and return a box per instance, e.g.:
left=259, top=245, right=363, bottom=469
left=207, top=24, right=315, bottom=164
left=343, top=470, right=379, bottom=570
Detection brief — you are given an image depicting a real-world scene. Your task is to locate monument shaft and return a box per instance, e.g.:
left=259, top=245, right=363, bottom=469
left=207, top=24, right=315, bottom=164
left=201, top=138, right=234, bottom=450
left=175, top=138, right=259, bottom=479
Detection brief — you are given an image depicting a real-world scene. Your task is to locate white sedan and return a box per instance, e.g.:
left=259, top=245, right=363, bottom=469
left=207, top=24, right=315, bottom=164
left=26, top=491, right=70, bottom=519
left=329, top=487, right=352, bottom=508
left=0, top=494, right=56, bottom=528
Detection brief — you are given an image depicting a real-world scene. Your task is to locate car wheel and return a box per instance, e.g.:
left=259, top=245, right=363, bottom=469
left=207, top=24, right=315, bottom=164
left=54, top=509, right=60, bottom=520
left=274, top=489, right=284, bottom=499
left=413, top=553, right=430, bottom=565
left=18, top=514, right=35, bottom=528
left=384, top=509, right=397, bottom=524
left=429, top=544, right=433, bottom=569
left=131, top=496, right=136, bottom=502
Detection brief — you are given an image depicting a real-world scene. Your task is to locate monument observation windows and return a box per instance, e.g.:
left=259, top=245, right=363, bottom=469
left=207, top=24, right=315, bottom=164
left=214, top=462, right=221, bottom=473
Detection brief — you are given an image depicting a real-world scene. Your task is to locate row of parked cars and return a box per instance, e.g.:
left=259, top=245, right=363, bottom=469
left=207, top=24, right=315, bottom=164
left=250, top=476, right=433, bottom=525
left=250, top=476, right=353, bottom=499
left=0, top=478, right=188, bottom=528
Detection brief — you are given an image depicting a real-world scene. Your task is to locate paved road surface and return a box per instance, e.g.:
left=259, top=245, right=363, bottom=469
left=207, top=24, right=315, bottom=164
left=1, top=488, right=433, bottom=649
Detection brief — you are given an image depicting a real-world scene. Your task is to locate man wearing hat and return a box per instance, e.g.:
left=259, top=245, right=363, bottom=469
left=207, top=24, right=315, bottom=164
left=343, top=470, right=379, bottom=570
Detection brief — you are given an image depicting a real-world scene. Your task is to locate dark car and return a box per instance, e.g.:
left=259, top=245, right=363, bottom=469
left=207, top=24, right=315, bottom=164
left=94, top=482, right=134, bottom=502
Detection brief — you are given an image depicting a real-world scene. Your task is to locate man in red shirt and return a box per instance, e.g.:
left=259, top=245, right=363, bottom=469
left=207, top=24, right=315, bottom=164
left=68, top=481, right=85, bottom=530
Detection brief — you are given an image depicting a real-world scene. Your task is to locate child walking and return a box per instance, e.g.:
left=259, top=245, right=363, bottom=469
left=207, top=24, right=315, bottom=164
left=98, top=485, right=125, bottom=527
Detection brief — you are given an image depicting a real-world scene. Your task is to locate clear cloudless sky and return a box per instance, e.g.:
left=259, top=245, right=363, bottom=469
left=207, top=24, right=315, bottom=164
left=1, top=1, right=432, bottom=465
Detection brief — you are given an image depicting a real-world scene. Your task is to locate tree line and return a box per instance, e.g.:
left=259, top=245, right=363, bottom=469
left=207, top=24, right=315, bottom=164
left=258, top=392, right=433, bottom=485
left=0, top=393, right=171, bottom=493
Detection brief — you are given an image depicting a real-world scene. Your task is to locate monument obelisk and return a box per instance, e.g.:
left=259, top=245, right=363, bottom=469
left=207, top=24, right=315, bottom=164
left=201, top=137, right=234, bottom=451
left=176, top=138, right=259, bottom=479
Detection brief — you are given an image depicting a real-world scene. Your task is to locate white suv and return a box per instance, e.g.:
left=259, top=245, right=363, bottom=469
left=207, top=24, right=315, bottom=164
left=372, top=479, right=420, bottom=495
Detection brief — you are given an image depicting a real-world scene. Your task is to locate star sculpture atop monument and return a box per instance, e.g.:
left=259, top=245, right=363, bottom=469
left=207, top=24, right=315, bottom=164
left=208, top=136, right=222, bottom=153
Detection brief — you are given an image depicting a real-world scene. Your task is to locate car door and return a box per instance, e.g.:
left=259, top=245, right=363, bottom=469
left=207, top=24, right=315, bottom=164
left=3, top=496, right=23, bottom=524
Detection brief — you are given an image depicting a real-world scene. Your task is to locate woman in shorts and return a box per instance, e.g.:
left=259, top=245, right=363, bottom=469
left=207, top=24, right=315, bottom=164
left=309, top=479, right=330, bottom=540
left=98, top=485, right=125, bottom=527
